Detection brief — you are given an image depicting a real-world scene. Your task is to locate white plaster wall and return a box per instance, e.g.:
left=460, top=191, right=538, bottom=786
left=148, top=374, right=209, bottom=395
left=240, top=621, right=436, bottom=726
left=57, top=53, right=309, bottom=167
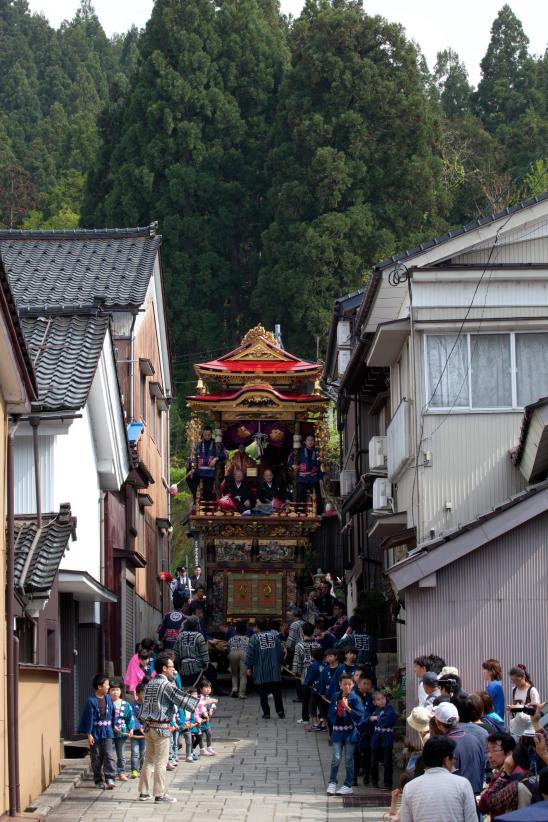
left=56, top=405, right=101, bottom=580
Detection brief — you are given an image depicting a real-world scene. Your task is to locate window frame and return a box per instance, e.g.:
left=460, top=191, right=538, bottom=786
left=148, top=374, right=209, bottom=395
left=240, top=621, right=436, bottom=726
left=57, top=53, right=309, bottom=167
left=424, top=330, right=548, bottom=412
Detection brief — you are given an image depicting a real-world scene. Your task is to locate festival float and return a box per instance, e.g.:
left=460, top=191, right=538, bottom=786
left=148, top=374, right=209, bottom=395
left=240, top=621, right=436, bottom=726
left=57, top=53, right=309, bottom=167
left=186, top=325, right=329, bottom=623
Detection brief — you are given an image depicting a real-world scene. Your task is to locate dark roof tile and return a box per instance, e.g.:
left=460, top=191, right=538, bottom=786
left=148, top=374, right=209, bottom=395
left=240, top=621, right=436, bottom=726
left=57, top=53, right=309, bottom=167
left=0, top=225, right=160, bottom=309
left=14, top=504, right=74, bottom=596
left=21, top=314, right=109, bottom=410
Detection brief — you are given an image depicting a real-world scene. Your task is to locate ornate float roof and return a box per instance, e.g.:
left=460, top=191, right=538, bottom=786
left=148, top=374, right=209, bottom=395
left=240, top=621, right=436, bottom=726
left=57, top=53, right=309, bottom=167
left=194, top=325, right=322, bottom=384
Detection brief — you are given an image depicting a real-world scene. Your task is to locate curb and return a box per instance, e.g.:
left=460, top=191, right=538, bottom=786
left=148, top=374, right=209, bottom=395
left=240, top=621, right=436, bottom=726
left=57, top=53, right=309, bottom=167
left=27, top=756, right=91, bottom=817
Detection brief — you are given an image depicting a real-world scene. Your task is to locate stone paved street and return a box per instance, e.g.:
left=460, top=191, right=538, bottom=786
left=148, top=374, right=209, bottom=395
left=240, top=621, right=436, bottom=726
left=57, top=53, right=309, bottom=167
left=46, top=691, right=393, bottom=822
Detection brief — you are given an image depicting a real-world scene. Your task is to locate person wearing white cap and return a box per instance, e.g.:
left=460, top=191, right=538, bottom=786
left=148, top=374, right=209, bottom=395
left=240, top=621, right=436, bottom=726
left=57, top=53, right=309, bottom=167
left=399, top=736, right=478, bottom=822
left=433, top=701, right=487, bottom=794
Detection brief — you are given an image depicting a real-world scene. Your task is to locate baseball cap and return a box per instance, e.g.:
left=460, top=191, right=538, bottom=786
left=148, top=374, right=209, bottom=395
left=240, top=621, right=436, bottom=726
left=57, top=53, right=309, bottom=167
left=433, top=702, right=459, bottom=726
left=422, top=671, right=439, bottom=687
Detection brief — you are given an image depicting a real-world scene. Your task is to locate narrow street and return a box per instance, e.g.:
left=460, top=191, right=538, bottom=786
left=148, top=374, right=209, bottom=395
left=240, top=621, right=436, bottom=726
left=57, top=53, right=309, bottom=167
left=46, top=692, right=391, bottom=822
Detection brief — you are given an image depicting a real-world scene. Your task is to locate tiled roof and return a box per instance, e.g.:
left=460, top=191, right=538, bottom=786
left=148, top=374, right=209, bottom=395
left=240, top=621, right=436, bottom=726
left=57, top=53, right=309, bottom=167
left=0, top=225, right=160, bottom=309
left=21, top=314, right=109, bottom=410
left=14, top=504, right=74, bottom=597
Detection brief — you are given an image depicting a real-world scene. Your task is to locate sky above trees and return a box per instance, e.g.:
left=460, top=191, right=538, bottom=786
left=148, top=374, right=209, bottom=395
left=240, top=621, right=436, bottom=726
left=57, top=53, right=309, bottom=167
left=27, top=0, right=548, bottom=85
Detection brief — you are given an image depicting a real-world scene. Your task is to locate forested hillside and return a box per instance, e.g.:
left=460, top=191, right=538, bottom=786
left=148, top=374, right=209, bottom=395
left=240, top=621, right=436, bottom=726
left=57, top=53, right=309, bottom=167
left=1, top=0, right=547, bottom=374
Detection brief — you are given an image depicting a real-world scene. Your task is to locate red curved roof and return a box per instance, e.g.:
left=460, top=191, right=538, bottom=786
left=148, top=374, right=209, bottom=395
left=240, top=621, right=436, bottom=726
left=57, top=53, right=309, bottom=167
left=197, top=359, right=317, bottom=373
left=187, top=384, right=325, bottom=403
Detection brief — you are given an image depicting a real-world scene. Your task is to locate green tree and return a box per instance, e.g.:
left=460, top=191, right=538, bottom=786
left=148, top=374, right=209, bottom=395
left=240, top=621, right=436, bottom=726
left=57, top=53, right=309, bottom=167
left=83, top=0, right=290, bottom=372
left=252, top=0, right=447, bottom=355
left=433, top=49, right=473, bottom=119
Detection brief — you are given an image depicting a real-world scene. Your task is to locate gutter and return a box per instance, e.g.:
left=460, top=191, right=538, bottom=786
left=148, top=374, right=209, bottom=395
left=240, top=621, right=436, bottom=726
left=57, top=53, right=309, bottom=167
left=7, top=420, right=21, bottom=815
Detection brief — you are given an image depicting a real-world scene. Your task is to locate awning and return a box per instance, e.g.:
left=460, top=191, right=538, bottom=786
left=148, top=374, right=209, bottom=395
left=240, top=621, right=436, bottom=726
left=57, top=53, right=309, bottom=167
left=368, top=512, right=408, bottom=539
left=58, top=570, right=117, bottom=603
left=366, top=319, right=410, bottom=367
left=512, top=399, right=548, bottom=482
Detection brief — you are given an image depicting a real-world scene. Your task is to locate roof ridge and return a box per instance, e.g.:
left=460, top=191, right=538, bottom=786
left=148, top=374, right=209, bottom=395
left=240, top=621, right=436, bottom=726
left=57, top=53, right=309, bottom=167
left=0, top=223, right=159, bottom=241
left=374, top=190, right=548, bottom=271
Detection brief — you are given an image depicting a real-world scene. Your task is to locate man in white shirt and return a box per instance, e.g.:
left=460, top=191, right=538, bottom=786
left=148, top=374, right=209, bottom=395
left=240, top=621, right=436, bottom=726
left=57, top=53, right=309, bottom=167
left=413, top=656, right=430, bottom=707
left=399, top=736, right=478, bottom=822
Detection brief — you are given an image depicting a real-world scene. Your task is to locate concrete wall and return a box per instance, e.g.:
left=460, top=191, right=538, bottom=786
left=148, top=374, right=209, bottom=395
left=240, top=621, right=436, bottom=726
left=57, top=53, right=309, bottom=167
left=18, top=668, right=61, bottom=811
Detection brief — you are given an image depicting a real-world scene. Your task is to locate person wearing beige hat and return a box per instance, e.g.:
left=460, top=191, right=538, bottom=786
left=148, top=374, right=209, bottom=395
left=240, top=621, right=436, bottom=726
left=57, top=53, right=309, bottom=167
left=407, top=707, right=433, bottom=742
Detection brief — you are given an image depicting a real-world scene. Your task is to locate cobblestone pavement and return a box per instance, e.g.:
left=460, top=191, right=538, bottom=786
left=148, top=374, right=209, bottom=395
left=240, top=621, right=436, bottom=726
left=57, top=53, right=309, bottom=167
left=47, top=692, right=392, bottom=822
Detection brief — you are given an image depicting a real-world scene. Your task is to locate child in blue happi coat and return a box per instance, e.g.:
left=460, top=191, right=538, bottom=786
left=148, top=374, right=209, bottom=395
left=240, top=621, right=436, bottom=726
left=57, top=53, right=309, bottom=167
left=78, top=674, right=117, bottom=789
left=355, top=673, right=376, bottom=785
left=129, top=681, right=147, bottom=778
left=304, top=646, right=325, bottom=730
left=369, top=691, right=397, bottom=789
left=326, top=673, right=365, bottom=796
left=319, top=649, right=346, bottom=734
left=109, top=678, right=135, bottom=780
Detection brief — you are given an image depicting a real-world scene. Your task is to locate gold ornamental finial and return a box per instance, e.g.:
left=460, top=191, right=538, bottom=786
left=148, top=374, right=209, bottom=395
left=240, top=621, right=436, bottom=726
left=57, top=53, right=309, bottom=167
left=196, top=377, right=206, bottom=395
left=240, top=324, right=278, bottom=347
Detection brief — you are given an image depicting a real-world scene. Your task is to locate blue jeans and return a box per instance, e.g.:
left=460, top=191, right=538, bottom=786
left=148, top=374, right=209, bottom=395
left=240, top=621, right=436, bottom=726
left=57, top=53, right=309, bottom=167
left=170, top=731, right=178, bottom=761
left=130, top=737, right=145, bottom=772
left=329, top=738, right=356, bottom=787
left=114, top=737, right=126, bottom=774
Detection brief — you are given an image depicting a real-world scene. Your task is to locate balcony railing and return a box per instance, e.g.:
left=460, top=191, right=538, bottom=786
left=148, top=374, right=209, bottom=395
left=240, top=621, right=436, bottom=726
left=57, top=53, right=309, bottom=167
left=387, top=398, right=412, bottom=482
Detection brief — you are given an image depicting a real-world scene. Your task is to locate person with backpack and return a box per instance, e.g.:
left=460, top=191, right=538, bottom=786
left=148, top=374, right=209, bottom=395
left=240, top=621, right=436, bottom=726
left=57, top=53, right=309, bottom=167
left=170, top=567, right=191, bottom=609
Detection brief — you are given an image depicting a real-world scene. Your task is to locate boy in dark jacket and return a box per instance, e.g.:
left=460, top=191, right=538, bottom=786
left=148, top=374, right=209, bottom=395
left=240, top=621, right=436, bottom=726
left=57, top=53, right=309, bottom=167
left=304, top=646, right=325, bottom=730
left=369, top=691, right=397, bottom=789
left=78, top=674, right=117, bottom=789
left=326, top=673, right=365, bottom=796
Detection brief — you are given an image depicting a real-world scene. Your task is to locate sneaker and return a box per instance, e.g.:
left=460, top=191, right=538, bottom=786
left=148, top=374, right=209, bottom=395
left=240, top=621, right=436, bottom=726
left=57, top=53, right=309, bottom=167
left=336, top=785, right=353, bottom=796
left=130, top=770, right=140, bottom=779
left=166, top=761, right=176, bottom=770
left=231, top=691, right=238, bottom=698
left=206, top=748, right=216, bottom=755
left=238, top=694, right=246, bottom=699
left=200, top=749, right=213, bottom=756
left=139, top=793, right=151, bottom=801
left=155, top=795, right=177, bottom=803
left=296, top=719, right=305, bottom=724
left=186, top=756, right=194, bottom=763
left=262, top=714, right=270, bottom=720
left=192, top=752, right=198, bottom=761
left=106, top=780, right=115, bottom=790
left=326, top=782, right=337, bottom=795
left=95, top=782, right=106, bottom=790
left=118, top=772, right=127, bottom=781
left=277, top=712, right=285, bottom=719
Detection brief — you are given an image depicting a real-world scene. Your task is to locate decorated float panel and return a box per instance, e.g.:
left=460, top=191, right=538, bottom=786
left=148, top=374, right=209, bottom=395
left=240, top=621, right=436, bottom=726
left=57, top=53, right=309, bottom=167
left=186, top=326, right=329, bottom=624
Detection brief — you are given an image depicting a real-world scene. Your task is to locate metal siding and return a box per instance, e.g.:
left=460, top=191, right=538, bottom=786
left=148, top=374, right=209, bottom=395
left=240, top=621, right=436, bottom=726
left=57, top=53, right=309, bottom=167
left=14, top=435, right=54, bottom=513
left=413, top=279, right=548, bottom=309
left=453, top=237, right=548, bottom=265
left=404, top=512, right=548, bottom=713
left=418, top=412, right=526, bottom=540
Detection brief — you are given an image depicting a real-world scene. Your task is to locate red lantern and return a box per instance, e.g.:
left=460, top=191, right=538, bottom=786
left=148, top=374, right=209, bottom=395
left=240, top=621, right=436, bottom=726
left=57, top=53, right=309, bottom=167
left=159, top=571, right=173, bottom=583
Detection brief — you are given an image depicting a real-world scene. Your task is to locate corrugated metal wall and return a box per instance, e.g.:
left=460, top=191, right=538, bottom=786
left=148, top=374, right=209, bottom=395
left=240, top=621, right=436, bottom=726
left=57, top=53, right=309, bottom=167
left=404, top=511, right=548, bottom=712
left=454, top=236, right=548, bottom=265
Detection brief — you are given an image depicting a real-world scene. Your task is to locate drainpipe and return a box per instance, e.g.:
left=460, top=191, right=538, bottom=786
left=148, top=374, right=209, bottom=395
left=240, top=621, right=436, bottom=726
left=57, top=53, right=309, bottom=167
left=30, top=417, right=41, bottom=527
left=7, top=420, right=20, bottom=816
left=129, top=313, right=137, bottom=421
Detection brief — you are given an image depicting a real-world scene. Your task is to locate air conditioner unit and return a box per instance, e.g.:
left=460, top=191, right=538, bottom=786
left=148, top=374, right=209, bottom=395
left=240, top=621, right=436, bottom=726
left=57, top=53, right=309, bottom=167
left=372, top=478, right=393, bottom=512
left=368, top=436, right=387, bottom=472
left=340, top=469, right=357, bottom=497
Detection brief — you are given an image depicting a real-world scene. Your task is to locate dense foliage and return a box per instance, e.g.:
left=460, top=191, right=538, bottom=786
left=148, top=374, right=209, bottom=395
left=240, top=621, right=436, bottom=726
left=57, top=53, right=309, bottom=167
left=1, top=0, right=547, bottom=378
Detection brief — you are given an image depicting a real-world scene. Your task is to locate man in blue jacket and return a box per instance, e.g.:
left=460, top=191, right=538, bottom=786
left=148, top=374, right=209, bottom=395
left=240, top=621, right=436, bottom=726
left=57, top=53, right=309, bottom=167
left=326, top=673, right=365, bottom=796
left=246, top=617, right=285, bottom=719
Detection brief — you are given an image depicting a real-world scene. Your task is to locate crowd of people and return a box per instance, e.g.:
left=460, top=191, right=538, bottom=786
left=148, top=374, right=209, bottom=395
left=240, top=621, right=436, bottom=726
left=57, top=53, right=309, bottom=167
left=389, top=655, right=548, bottom=821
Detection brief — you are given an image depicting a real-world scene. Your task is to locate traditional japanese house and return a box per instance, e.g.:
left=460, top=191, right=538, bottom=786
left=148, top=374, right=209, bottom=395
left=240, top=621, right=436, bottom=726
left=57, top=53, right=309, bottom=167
left=187, top=325, right=329, bottom=623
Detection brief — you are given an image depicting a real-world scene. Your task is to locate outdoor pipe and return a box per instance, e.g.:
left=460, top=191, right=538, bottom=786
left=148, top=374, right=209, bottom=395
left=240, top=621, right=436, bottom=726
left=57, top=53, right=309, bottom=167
left=6, top=422, right=20, bottom=816
left=30, top=417, right=42, bottom=527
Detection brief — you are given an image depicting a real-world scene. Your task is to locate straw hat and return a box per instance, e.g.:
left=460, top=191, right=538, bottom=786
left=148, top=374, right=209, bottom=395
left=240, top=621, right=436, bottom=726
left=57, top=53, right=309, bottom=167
left=406, top=706, right=433, bottom=733
left=438, top=666, right=459, bottom=680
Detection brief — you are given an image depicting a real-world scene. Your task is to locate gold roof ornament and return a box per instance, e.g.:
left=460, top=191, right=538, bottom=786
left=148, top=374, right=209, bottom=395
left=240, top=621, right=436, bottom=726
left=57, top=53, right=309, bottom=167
left=240, top=324, right=278, bottom=347
left=196, top=377, right=206, bottom=395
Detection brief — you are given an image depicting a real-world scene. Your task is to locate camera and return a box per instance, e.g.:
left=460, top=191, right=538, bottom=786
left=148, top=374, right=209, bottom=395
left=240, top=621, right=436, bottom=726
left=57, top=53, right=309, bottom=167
left=510, top=704, right=537, bottom=716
